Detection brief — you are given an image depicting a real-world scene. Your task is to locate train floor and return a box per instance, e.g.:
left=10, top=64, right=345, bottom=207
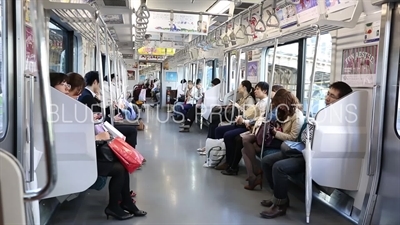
left=48, top=108, right=355, bottom=225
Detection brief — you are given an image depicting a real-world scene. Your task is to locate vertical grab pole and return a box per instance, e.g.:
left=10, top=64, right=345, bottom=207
left=219, top=55, right=226, bottom=102
left=304, top=24, right=320, bottom=224
left=94, top=11, right=107, bottom=123
left=105, top=34, right=114, bottom=126
left=231, top=50, right=241, bottom=122
left=28, top=76, right=35, bottom=182
left=260, top=38, right=279, bottom=163
left=25, top=0, right=57, bottom=201
left=112, top=44, right=118, bottom=100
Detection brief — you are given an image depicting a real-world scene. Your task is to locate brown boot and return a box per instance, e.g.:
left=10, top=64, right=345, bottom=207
left=261, top=198, right=290, bottom=207
left=215, top=163, right=229, bottom=170
left=260, top=204, right=288, bottom=219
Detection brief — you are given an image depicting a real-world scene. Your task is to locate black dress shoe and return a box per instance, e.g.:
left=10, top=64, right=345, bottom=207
left=120, top=204, right=147, bottom=217
left=104, top=207, right=134, bottom=220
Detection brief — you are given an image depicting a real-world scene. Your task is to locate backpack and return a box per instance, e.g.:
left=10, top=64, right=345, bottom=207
left=203, top=138, right=226, bottom=168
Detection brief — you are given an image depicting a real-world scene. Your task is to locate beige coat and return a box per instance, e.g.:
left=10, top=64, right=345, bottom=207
left=275, top=108, right=305, bottom=141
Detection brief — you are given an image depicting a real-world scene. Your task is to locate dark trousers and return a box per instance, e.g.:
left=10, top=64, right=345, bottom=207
left=207, top=122, right=219, bottom=139
left=97, top=161, right=139, bottom=211
left=184, top=106, right=203, bottom=127
left=114, top=124, right=138, bottom=148
left=215, top=124, right=248, bottom=168
left=261, top=151, right=305, bottom=200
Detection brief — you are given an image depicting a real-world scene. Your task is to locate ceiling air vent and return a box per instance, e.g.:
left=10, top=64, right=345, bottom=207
left=103, top=0, right=127, bottom=7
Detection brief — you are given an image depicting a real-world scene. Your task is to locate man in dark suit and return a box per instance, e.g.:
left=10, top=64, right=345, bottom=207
left=78, top=71, right=138, bottom=148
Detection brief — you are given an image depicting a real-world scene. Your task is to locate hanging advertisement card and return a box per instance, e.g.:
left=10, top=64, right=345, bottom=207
left=341, top=45, right=378, bottom=87
left=325, top=0, right=357, bottom=14
left=295, top=0, right=319, bottom=24
left=147, top=12, right=209, bottom=35
left=364, top=22, right=380, bottom=43
left=276, top=3, right=298, bottom=29
left=247, top=61, right=258, bottom=84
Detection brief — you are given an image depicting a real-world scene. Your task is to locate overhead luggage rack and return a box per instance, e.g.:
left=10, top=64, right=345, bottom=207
left=42, top=0, right=115, bottom=46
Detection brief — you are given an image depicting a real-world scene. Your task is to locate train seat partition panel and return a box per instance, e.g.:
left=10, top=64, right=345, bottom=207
left=34, top=87, right=97, bottom=199
left=312, top=90, right=370, bottom=191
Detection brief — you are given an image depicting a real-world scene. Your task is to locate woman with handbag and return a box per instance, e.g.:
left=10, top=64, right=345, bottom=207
left=51, top=72, right=147, bottom=220
left=241, top=89, right=305, bottom=190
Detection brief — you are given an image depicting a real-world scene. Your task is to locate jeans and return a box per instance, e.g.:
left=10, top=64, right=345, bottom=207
left=261, top=151, right=305, bottom=201
left=215, top=124, right=248, bottom=164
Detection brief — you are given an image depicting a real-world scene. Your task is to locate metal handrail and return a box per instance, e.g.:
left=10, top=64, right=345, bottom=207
left=94, top=11, right=107, bottom=124
left=105, top=33, right=115, bottom=126
left=25, top=0, right=57, bottom=201
left=304, top=24, right=321, bottom=224
left=231, top=50, right=242, bottom=122
left=259, top=38, right=278, bottom=164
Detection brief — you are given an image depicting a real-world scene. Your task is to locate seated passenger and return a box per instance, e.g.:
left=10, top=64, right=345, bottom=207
left=78, top=71, right=138, bottom=148
left=179, top=78, right=221, bottom=132
left=50, top=72, right=147, bottom=220
left=173, top=80, right=202, bottom=119
left=213, top=82, right=268, bottom=173
left=241, top=89, right=304, bottom=190
left=217, top=84, right=284, bottom=173
left=260, top=81, right=353, bottom=219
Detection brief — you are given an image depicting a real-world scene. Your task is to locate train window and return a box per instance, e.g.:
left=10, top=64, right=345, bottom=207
left=239, top=52, right=246, bottom=83
left=49, top=21, right=66, bottom=73
left=0, top=0, right=5, bottom=136
left=73, top=35, right=78, bottom=72
left=230, top=54, right=237, bottom=91
left=265, top=42, right=299, bottom=94
left=205, top=60, right=214, bottom=90
left=303, top=34, right=332, bottom=116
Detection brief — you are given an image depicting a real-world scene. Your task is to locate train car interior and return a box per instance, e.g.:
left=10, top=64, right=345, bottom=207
left=0, top=0, right=399, bottom=224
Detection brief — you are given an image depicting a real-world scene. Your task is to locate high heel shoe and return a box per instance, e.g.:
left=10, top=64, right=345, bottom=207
left=104, top=207, right=134, bottom=220
left=221, top=167, right=239, bottom=175
left=120, top=204, right=147, bottom=217
left=244, top=176, right=262, bottom=190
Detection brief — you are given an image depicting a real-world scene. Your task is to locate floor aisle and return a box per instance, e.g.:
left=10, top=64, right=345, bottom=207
left=49, top=109, right=354, bottom=225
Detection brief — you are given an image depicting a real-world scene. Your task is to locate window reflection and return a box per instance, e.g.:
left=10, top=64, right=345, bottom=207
left=265, top=42, right=299, bottom=94
left=205, top=60, right=214, bottom=90
left=304, top=34, right=332, bottom=116
left=49, top=22, right=66, bottom=73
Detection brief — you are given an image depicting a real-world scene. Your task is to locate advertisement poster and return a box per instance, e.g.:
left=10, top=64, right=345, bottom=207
left=25, top=25, right=37, bottom=73
left=127, top=70, right=136, bottom=80
left=147, top=12, right=209, bottom=35
left=341, top=45, right=378, bottom=87
left=295, top=0, right=319, bottom=24
left=247, top=61, right=258, bottom=83
left=364, top=22, right=380, bottom=43
left=165, top=72, right=178, bottom=82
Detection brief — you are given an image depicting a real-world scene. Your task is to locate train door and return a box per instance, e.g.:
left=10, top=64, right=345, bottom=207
left=359, top=3, right=400, bottom=224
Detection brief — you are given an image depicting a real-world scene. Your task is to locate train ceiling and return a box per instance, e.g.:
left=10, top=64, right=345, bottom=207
left=94, top=0, right=259, bottom=65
